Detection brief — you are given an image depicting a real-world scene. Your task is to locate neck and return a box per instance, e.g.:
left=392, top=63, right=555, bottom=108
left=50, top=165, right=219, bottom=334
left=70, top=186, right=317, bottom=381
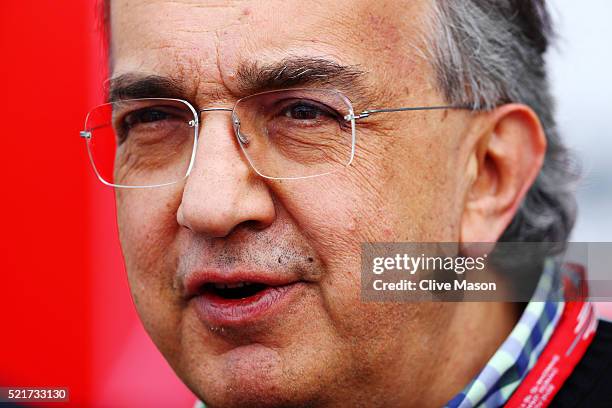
left=421, top=301, right=521, bottom=407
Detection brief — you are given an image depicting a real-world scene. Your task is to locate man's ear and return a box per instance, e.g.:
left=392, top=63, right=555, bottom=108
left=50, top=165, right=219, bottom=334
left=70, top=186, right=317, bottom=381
left=460, top=104, right=547, bottom=243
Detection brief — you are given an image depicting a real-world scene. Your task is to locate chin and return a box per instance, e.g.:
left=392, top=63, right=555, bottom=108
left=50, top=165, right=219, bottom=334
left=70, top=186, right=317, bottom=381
left=200, top=390, right=309, bottom=408
left=182, top=343, right=323, bottom=408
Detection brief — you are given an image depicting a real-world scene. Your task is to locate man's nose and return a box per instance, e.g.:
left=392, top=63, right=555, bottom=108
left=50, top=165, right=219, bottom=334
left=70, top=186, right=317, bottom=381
left=176, top=113, right=276, bottom=238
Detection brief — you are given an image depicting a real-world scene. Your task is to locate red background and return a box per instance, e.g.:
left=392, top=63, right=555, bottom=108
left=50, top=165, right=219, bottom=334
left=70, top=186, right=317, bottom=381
left=0, top=1, right=610, bottom=407
left=0, top=1, right=194, bottom=406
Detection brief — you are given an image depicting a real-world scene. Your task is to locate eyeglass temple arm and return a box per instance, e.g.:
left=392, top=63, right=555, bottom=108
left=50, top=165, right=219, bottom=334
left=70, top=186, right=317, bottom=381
left=345, top=105, right=473, bottom=121
left=80, top=123, right=109, bottom=138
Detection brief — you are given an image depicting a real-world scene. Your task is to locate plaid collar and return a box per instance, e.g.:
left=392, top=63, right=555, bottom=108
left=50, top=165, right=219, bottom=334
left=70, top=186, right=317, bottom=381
left=446, top=259, right=565, bottom=408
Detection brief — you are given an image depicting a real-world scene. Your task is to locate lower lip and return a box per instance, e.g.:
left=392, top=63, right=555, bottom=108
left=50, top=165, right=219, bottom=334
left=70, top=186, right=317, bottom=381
left=193, top=282, right=303, bottom=326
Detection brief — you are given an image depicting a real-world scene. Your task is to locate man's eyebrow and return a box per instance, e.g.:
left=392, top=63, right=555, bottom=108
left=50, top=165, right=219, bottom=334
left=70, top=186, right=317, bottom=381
left=235, top=56, right=369, bottom=99
left=107, top=74, right=187, bottom=102
left=107, top=57, right=375, bottom=106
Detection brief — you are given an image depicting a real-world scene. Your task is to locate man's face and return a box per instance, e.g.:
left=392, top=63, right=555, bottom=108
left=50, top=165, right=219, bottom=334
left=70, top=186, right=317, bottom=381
left=112, top=0, right=475, bottom=406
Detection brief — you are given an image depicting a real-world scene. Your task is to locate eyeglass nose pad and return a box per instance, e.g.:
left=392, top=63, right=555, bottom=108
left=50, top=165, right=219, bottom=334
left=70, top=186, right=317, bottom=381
left=232, top=116, right=250, bottom=145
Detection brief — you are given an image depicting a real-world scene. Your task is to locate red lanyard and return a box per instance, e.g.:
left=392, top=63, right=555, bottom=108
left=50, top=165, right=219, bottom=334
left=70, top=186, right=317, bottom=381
left=505, top=298, right=598, bottom=407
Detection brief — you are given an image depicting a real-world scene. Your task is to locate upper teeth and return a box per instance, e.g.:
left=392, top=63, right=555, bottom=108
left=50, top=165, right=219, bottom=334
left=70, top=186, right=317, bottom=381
left=213, top=282, right=253, bottom=289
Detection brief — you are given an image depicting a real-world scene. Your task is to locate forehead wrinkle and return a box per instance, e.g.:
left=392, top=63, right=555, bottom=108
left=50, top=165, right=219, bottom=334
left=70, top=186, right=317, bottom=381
left=111, top=0, right=427, bottom=109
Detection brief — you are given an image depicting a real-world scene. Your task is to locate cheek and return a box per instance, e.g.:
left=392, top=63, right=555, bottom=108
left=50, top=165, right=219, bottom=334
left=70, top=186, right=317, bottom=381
left=272, top=120, right=463, bottom=329
left=277, top=175, right=391, bottom=275
left=116, top=188, right=180, bottom=265
left=115, top=188, right=182, bottom=336
left=380, top=117, right=467, bottom=241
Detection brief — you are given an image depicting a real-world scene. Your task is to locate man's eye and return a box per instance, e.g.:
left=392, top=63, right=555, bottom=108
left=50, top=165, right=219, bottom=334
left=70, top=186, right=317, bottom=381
left=114, top=105, right=190, bottom=144
left=285, top=104, right=321, bottom=120
left=124, top=108, right=171, bottom=128
left=282, top=101, right=337, bottom=121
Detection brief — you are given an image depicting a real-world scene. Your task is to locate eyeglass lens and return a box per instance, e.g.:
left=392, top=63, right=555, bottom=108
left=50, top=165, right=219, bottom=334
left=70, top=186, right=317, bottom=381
left=83, top=89, right=355, bottom=187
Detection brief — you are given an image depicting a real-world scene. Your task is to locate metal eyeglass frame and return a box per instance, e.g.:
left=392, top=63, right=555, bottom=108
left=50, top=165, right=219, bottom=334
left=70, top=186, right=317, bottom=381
left=80, top=88, right=472, bottom=187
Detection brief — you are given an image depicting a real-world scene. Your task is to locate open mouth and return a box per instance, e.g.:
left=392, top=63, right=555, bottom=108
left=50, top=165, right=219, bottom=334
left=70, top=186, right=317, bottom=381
left=193, top=280, right=302, bottom=325
left=202, top=282, right=270, bottom=300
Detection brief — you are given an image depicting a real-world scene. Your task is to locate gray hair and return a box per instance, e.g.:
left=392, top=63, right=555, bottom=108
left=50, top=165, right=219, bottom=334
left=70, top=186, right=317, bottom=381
left=427, top=0, right=577, bottom=245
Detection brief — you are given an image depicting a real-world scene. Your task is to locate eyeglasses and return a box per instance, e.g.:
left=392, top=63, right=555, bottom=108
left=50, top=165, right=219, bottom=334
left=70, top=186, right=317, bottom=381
left=80, top=88, right=469, bottom=188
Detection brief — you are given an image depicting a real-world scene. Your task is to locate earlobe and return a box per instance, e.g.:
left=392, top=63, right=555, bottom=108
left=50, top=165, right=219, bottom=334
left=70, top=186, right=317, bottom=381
left=460, top=104, right=547, bottom=243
